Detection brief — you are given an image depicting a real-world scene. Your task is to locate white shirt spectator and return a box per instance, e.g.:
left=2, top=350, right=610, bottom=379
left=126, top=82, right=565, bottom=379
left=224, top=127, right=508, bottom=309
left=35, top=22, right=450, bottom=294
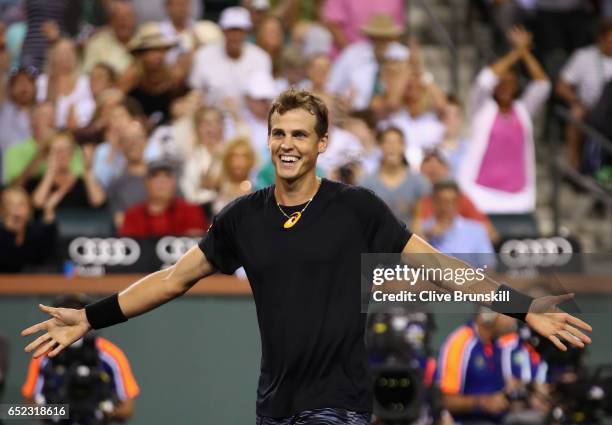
left=380, top=110, right=446, bottom=171
left=189, top=41, right=272, bottom=107
left=560, top=45, right=612, bottom=108
left=327, top=41, right=374, bottom=96
left=36, top=75, right=95, bottom=128
left=317, top=126, right=364, bottom=175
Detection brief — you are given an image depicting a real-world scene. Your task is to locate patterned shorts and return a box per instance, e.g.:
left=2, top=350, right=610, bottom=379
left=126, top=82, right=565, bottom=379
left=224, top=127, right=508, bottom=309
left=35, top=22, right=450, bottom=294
left=256, top=408, right=371, bottom=425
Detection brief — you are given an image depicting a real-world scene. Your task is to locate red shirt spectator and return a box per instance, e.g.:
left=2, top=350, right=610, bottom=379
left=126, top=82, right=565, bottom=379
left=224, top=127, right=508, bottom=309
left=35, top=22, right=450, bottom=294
left=119, top=159, right=208, bottom=237
left=120, top=197, right=207, bottom=237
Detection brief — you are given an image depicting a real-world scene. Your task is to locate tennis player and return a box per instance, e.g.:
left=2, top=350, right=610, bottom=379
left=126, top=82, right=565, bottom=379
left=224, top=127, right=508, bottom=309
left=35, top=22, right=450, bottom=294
left=22, top=89, right=592, bottom=425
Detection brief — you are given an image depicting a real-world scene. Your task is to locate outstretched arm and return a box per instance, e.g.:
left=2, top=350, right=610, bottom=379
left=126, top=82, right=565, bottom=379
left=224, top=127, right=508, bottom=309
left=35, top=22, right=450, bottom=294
left=402, top=235, right=592, bottom=351
left=22, top=246, right=216, bottom=358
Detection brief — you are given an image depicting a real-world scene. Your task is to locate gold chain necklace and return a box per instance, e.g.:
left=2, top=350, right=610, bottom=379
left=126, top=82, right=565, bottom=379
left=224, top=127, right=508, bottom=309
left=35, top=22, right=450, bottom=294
left=275, top=179, right=321, bottom=229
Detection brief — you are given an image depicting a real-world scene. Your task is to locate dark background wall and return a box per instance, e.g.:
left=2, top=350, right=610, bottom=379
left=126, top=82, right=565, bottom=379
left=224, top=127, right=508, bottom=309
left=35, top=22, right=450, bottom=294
left=0, top=295, right=610, bottom=425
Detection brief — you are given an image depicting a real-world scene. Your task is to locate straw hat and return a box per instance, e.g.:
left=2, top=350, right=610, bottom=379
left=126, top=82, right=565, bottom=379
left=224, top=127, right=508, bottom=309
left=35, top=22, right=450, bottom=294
left=128, top=23, right=177, bottom=53
left=360, top=14, right=403, bottom=39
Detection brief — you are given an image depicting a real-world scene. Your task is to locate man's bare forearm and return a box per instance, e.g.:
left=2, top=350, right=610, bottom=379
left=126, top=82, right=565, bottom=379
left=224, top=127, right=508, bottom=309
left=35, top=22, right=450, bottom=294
left=116, top=246, right=215, bottom=319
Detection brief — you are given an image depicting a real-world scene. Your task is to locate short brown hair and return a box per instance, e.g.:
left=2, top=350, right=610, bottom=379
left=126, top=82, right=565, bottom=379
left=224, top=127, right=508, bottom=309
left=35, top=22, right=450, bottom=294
left=267, top=89, right=329, bottom=138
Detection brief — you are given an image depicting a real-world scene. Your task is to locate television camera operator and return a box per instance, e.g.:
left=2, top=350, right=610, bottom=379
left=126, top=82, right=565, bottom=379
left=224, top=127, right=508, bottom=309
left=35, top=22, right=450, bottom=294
left=22, top=294, right=139, bottom=424
left=366, top=308, right=453, bottom=425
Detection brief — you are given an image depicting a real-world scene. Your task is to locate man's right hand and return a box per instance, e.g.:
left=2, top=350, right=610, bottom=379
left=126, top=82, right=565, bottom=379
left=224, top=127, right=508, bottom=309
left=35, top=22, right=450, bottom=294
left=476, top=392, right=510, bottom=414
left=22, top=304, right=92, bottom=358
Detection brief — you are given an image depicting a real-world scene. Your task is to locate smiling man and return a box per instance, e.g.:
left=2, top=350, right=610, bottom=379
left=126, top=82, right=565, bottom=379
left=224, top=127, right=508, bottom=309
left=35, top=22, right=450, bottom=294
left=22, top=89, right=592, bottom=425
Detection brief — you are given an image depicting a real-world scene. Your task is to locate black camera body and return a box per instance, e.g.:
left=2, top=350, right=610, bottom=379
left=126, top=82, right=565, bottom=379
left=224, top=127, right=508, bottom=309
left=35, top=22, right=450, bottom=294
left=39, top=334, right=116, bottom=425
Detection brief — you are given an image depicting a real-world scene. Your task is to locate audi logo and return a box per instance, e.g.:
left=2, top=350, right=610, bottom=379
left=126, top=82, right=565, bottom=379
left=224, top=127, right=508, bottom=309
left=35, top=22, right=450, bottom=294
left=499, top=237, right=574, bottom=268
left=69, top=237, right=141, bottom=266
left=155, top=236, right=199, bottom=265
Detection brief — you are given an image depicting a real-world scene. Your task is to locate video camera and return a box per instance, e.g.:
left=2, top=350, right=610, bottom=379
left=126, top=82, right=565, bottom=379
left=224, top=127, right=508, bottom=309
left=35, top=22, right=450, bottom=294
left=38, top=333, right=116, bottom=425
left=366, top=309, right=439, bottom=424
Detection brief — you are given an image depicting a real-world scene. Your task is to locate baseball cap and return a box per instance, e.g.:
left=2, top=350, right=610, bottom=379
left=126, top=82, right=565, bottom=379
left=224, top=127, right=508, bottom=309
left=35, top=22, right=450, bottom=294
left=219, top=6, right=252, bottom=31
left=246, top=72, right=278, bottom=100
left=147, top=159, right=177, bottom=177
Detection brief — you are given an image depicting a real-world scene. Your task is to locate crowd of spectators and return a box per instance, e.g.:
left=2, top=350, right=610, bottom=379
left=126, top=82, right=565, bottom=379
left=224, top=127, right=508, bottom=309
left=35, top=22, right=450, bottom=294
left=0, top=0, right=610, bottom=274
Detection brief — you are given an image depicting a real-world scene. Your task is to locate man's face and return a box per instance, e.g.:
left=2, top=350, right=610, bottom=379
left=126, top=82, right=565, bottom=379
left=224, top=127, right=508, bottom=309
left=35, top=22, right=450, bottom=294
left=1, top=189, right=31, bottom=232
left=10, top=74, right=36, bottom=107
left=121, top=123, right=147, bottom=163
left=146, top=170, right=177, bottom=203
left=420, top=155, right=449, bottom=184
left=110, top=2, right=136, bottom=42
left=166, top=0, right=190, bottom=25
left=268, top=108, right=327, bottom=182
left=140, top=48, right=166, bottom=71
left=432, top=188, right=459, bottom=221
left=224, top=29, right=247, bottom=58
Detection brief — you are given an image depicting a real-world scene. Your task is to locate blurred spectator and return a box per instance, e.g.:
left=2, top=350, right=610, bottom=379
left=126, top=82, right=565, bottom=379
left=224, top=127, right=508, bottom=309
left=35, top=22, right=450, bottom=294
left=180, top=106, right=224, bottom=206
left=327, top=14, right=401, bottom=107
left=158, top=0, right=206, bottom=64
left=557, top=19, right=612, bottom=170
left=189, top=6, right=272, bottom=107
left=121, top=23, right=190, bottom=126
left=300, top=53, right=333, bottom=103
left=106, top=120, right=150, bottom=230
left=377, top=40, right=448, bottom=167
left=27, top=131, right=105, bottom=210
left=72, top=87, right=123, bottom=147
left=459, top=27, right=550, bottom=214
left=438, top=310, right=510, bottom=424
left=255, top=14, right=285, bottom=80
left=22, top=294, right=139, bottom=423
left=20, top=0, right=77, bottom=70
left=422, top=180, right=494, bottom=257
left=4, top=102, right=84, bottom=187
left=359, top=127, right=429, bottom=225
left=242, top=0, right=301, bottom=36
left=276, top=47, right=306, bottom=91
left=89, top=63, right=118, bottom=100
left=238, top=72, right=278, bottom=164
left=343, top=109, right=381, bottom=175
left=132, top=0, right=201, bottom=24
left=91, top=97, right=159, bottom=188
left=0, top=67, right=37, bottom=157
left=120, top=159, right=207, bottom=237
left=36, top=38, right=95, bottom=129
left=83, top=0, right=136, bottom=74
left=213, top=137, right=256, bottom=215
left=321, top=0, right=404, bottom=52
left=0, top=186, right=57, bottom=272
left=438, top=95, right=468, bottom=178
left=416, top=148, right=499, bottom=244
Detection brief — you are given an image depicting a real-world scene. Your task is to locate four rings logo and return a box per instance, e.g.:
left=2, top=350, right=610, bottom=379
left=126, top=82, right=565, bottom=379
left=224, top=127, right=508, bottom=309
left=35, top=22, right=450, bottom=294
left=499, top=237, right=574, bottom=269
left=156, top=236, right=199, bottom=265
left=69, top=237, right=141, bottom=266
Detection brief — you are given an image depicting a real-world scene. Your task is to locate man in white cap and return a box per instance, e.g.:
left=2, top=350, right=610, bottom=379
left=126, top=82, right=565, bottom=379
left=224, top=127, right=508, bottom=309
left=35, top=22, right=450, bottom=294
left=189, top=6, right=272, bottom=107
left=239, top=72, right=279, bottom=164
left=327, top=14, right=404, bottom=107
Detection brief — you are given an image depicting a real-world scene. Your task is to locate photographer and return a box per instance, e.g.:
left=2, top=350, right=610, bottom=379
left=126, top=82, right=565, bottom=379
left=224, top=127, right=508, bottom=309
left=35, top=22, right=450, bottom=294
left=22, top=294, right=139, bottom=424
left=438, top=309, right=510, bottom=425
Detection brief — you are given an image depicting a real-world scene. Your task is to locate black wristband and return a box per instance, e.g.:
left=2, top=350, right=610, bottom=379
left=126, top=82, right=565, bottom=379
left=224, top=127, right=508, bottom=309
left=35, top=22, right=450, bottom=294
left=85, top=293, right=127, bottom=330
left=490, top=284, right=534, bottom=322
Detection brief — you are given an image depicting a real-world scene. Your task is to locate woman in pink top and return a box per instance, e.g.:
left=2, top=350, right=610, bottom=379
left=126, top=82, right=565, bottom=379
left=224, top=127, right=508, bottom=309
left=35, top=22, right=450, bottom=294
left=459, top=27, right=551, bottom=214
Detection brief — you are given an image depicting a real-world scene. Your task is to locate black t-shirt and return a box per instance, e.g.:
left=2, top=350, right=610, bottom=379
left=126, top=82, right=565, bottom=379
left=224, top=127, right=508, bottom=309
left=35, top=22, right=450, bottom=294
left=198, top=178, right=412, bottom=418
